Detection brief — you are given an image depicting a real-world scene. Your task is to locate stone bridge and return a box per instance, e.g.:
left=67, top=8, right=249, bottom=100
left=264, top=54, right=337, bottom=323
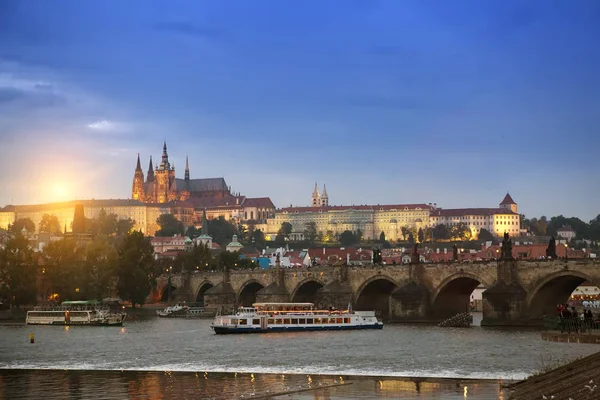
left=152, top=259, right=600, bottom=326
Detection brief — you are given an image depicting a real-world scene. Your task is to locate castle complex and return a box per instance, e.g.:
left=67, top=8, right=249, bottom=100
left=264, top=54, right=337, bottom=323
left=265, top=187, right=520, bottom=242
left=0, top=143, right=520, bottom=240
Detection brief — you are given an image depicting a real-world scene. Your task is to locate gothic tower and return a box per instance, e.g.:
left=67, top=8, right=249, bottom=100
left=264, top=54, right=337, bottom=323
left=499, top=193, right=518, bottom=213
left=320, top=184, right=329, bottom=206
left=132, top=153, right=145, bottom=200
left=146, top=155, right=154, bottom=183
left=311, top=182, right=321, bottom=206
left=154, top=141, right=176, bottom=203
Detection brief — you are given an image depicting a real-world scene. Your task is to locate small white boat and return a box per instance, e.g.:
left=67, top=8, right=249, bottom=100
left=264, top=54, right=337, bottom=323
left=156, top=303, right=211, bottom=318
left=26, top=300, right=126, bottom=326
left=211, top=302, right=383, bottom=334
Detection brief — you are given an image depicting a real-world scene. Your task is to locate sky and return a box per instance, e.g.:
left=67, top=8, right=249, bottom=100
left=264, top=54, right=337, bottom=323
left=0, top=0, right=599, bottom=221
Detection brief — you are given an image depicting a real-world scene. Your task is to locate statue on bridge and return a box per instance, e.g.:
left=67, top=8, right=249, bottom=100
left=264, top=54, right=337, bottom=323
left=501, top=232, right=513, bottom=260
left=411, top=243, right=420, bottom=264
left=546, top=236, right=557, bottom=259
left=452, top=244, right=458, bottom=261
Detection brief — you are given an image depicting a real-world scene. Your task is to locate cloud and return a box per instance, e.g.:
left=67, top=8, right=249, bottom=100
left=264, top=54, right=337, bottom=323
left=87, top=119, right=132, bottom=134
left=153, top=21, right=224, bottom=40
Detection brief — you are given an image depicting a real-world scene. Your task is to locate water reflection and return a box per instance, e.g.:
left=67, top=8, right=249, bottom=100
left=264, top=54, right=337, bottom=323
left=0, top=369, right=508, bottom=400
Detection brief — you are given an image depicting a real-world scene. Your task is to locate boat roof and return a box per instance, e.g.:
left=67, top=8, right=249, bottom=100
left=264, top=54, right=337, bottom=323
left=61, top=300, right=101, bottom=305
left=252, top=302, right=314, bottom=307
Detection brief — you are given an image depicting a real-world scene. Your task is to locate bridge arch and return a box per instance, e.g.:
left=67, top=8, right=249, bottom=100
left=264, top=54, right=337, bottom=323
left=159, top=282, right=177, bottom=303
left=430, top=272, right=490, bottom=318
left=194, top=281, right=214, bottom=306
left=290, top=278, right=325, bottom=304
left=355, top=275, right=399, bottom=320
left=527, top=270, right=597, bottom=317
left=237, top=279, right=265, bottom=307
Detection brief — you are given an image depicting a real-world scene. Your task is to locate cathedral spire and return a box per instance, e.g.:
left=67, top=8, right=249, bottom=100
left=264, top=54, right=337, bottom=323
left=146, top=156, right=154, bottom=183
left=135, top=153, right=142, bottom=171
left=311, top=182, right=321, bottom=206
left=160, top=140, right=171, bottom=170
left=185, top=154, right=190, bottom=180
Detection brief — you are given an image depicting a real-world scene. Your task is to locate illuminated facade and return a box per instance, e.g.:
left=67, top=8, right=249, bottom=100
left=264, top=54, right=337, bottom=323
left=266, top=190, right=521, bottom=241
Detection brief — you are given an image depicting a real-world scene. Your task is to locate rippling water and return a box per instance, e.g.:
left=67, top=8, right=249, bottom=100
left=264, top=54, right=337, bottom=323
left=1, top=315, right=599, bottom=399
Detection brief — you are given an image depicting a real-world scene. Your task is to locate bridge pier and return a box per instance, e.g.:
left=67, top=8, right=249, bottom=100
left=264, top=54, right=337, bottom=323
left=389, top=281, right=431, bottom=322
left=256, top=264, right=289, bottom=304
left=481, top=260, right=528, bottom=326
left=204, top=268, right=236, bottom=314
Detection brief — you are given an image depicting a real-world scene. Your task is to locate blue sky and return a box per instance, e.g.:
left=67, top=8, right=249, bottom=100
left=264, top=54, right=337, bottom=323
left=0, top=0, right=599, bottom=220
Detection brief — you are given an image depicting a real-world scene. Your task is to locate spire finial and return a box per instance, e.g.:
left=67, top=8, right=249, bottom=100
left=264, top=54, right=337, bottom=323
left=185, top=154, right=190, bottom=180
left=135, top=153, right=142, bottom=170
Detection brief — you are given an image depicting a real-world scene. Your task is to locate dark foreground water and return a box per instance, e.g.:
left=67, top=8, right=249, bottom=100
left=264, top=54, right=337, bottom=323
left=1, top=314, right=599, bottom=399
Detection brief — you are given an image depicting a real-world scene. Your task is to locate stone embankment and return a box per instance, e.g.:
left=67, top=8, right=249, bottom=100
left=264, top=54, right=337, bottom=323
left=508, top=351, right=600, bottom=400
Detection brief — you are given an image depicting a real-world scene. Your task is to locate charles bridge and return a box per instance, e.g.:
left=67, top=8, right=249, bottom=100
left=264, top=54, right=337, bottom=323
left=153, top=258, right=600, bottom=326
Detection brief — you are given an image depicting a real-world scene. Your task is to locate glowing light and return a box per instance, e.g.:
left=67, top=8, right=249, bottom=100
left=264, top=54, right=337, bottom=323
left=464, top=385, right=468, bottom=398
left=51, top=183, right=71, bottom=201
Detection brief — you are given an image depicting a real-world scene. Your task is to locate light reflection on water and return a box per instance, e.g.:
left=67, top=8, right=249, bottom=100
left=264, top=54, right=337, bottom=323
left=0, top=369, right=508, bottom=400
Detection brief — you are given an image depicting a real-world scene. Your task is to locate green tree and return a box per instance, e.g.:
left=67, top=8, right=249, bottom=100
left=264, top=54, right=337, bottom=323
left=417, top=228, right=424, bottom=243
left=408, top=232, right=415, bottom=244
left=0, top=234, right=37, bottom=307
left=400, top=226, right=410, bottom=241
left=82, top=235, right=117, bottom=300
left=278, top=222, right=293, bottom=237
left=39, top=214, right=61, bottom=234
left=10, top=218, right=35, bottom=234
left=339, top=230, right=358, bottom=247
left=218, top=251, right=241, bottom=269
left=251, top=229, right=266, bottom=250
left=155, top=214, right=184, bottom=237
left=236, top=223, right=248, bottom=243
left=206, top=217, right=236, bottom=246
left=432, top=224, right=451, bottom=241
left=379, top=231, right=386, bottom=242
left=451, top=223, right=472, bottom=241
left=116, top=218, right=135, bottom=235
left=116, top=231, right=155, bottom=307
left=356, top=229, right=363, bottom=242
left=43, top=238, right=84, bottom=301
left=303, top=222, right=317, bottom=244
left=97, top=209, right=118, bottom=236
left=478, top=228, right=495, bottom=242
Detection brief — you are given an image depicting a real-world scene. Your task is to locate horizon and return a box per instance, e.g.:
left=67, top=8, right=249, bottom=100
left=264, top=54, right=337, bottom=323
left=1, top=1, right=599, bottom=221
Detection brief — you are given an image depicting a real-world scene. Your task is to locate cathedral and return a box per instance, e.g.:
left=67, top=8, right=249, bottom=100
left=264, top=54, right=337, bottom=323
left=132, top=141, right=233, bottom=204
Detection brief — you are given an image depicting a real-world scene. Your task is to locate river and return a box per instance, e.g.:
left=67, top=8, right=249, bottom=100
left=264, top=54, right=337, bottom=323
left=1, top=314, right=599, bottom=399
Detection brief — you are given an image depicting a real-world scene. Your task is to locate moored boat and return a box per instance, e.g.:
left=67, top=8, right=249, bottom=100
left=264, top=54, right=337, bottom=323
left=156, top=303, right=212, bottom=318
left=211, top=302, right=383, bottom=334
left=26, top=300, right=127, bottom=326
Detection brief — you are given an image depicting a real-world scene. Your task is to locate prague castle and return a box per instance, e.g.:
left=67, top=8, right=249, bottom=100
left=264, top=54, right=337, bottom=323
left=265, top=186, right=520, bottom=241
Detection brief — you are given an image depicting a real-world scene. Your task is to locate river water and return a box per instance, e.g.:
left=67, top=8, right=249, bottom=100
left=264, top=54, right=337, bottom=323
left=1, top=315, right=599, bottom=399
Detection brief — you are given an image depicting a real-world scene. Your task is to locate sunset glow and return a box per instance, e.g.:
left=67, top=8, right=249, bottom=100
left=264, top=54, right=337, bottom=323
left=50, top=183, right=71, bottom=202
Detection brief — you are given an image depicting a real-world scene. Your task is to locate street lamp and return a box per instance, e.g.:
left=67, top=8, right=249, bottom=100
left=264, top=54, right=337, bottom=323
left=167, top=266, right=173, bottom=303
left=564, top=243, right=568, bottom=260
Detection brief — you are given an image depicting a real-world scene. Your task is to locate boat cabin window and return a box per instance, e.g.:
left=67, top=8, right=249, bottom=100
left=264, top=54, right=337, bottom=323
left=239, top=319, right=247, bottom=325
left=306, top=318, right=313, bottom=324
left=299, top=318, right=306, bottom=324
left=291, top=319, right=298, bottom=324
left=276, top=319, right=283, bottom=325
left=268, top=319, right=274, bottom=324
left=283, top=318, right=291, bottom=324
left=252, top=319, right=260, bottom=325
left=315, top=318, right=321, bottom=324
left=231, top=319, right=238, bottom=325
left=344, top=318, right=350, bottom=324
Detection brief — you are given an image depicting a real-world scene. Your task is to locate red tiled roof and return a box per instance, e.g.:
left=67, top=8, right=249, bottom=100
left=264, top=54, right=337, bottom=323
left=500, top=193, right=516, bottom=205
left=151, top=235, right=189, bottom=243
left=243, top=197, right=276, bottom=208
left=557, top=226, right=574, bottom=232
left=173, top=196, right=243, bottom=209
left=430, top=208, right=518, bottom=217
left=279, top=204, right=433, bottom=213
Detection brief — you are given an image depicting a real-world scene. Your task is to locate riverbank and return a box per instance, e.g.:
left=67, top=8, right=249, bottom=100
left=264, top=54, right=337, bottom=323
left=0, top=369, right=509, bottom=399
left=542, top=330, right=600, bottom=344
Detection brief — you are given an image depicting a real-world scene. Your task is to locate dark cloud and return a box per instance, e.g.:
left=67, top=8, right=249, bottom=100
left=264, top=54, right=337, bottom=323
left=0, top=87, right=66, bottom=108
left=153, top=22, right=225, bottom=40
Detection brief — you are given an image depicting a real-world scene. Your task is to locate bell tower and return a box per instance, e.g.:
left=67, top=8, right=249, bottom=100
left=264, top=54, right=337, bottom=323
left=320, top=184, right=329, bottom=206
left=311, top=182, right=321, bottom=206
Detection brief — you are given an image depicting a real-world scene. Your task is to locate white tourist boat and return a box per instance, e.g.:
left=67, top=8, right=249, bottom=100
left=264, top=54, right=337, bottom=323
left=156, top=303, right=211, bottom=318
left=211, top=302, right=383, bottom=334
left=26, top=300, right=127, bottom=326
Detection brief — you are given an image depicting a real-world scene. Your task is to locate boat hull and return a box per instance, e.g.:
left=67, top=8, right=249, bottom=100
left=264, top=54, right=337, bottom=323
left=27, top=320, right=124, bottom=326
left=212, top=323, right=383, bottom=334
